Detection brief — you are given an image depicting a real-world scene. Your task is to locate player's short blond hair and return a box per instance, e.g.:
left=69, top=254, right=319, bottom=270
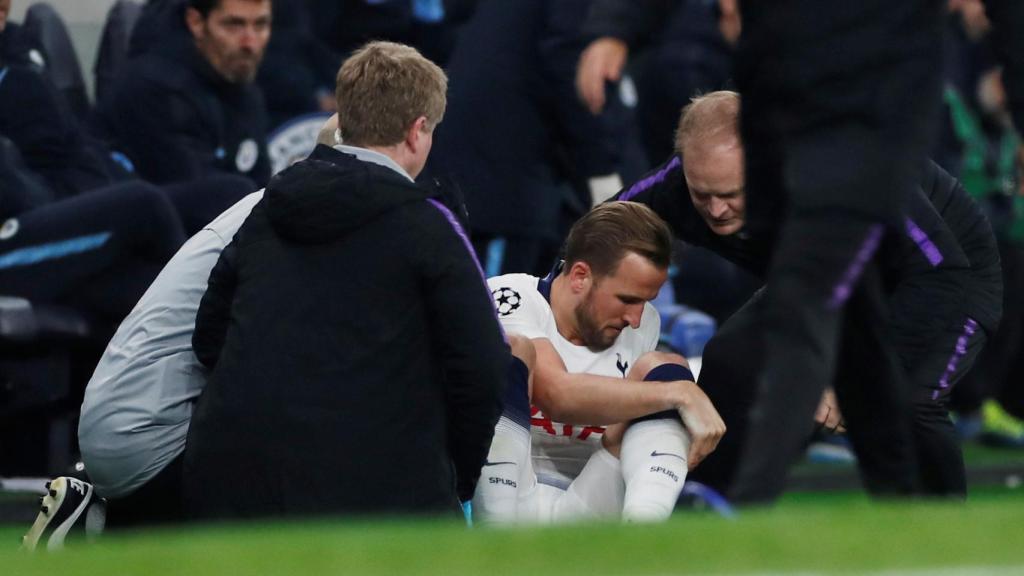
left=675, top=90, right=741, bottom=155
left=335, top=41, right=447, bottom=147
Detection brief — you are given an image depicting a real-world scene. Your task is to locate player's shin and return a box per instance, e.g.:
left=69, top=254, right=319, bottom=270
left=620, top=412, right=691, bottom=522
left=472, top=419, right=530, bottom=524
left=472, top=356, right=532, bottom=525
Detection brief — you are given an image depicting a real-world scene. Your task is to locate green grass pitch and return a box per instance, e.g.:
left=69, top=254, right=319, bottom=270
left=1, top=486, right=1022, bottom=575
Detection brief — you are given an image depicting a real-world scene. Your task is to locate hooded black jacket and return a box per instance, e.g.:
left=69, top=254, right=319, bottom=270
left=186, top=145, right=507, bottom=520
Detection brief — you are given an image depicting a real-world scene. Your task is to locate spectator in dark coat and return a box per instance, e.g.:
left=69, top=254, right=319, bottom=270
left=95, top=0, right=272, bottom=187
left=427, top=0, right=631, bottom=277
left=304, top=0, right=476, bottom=66
left=577, top=0, right=734, bottom=164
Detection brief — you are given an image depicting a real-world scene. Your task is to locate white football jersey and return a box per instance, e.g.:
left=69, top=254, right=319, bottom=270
left=487, top=271, right=661, bottom=484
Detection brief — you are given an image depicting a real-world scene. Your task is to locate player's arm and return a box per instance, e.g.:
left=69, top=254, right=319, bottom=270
left=530, top=338, right=691, bottom=425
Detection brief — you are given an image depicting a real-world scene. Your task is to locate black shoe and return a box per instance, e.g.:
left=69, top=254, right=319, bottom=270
left=21, top=477, right=106, bottom=551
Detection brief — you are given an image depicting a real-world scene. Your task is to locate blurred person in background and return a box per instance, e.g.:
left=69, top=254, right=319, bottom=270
left=576, top=0, right=734, bottom=164
left=939, top=0, right=1024, bottom=445
left=255, top=1, right=339, bottom=128
left=1, top=0, right=255, bottom=235
left=95, top=0, right=272, bottom=187
left=427, top=0, right=640, bottom=277
left=305, top=0, right=477, bottom=66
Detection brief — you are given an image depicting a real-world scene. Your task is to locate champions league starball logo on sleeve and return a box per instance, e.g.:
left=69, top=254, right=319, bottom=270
left=492, top=287, right=521, bottom=317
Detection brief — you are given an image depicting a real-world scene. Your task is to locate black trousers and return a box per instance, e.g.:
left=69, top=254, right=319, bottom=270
left=0, top=175, right=254, bottom=333
left=693, top=277, right=986, bottom=498
left=728, top=0, right=946, bottom=503
left=0, top=182, right=186, bottom=333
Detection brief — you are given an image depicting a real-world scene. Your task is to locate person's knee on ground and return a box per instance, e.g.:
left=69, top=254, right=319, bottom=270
left=473, top=334, right=535, bottom=524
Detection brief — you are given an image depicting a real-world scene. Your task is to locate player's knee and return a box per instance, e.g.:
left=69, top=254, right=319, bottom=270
left=627, top=351, right=688, bottom=381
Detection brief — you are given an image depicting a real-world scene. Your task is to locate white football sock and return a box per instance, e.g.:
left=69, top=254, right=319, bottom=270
left=620, top=418, right=691, bottom=522
left=472, top=417, right=531, bottom=525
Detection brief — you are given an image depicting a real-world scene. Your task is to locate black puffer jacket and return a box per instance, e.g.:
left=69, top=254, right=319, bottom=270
left=187, top=145, right=508, bottom=520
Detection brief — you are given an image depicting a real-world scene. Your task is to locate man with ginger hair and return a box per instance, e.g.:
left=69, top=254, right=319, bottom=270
left=184, top=42, right=508, bottom=520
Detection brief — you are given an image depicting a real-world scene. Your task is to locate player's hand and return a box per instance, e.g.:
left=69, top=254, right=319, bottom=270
left=576, top=37, right=628, bottom=115
left=814, top=387, right=846, bottom=434
left=674, top=381, right=726, bottom=470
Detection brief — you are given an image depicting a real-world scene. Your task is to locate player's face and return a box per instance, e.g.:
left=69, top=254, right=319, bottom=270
left=188, top=0, right=271, bottom=84
left=683, top=138, right=746, bottom=236
left=574, top=252, right=667, bottom=352
left=0, top=0, right=10, bottom=32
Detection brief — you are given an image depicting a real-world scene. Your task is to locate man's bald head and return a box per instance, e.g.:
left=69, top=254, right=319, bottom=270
left=676, top=91, right=746, bottom=236
left=675, top=90, right=741, bottom=157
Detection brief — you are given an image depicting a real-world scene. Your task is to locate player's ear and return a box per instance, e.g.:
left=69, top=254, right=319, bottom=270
left=567, top=261, right=592, bottom=293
